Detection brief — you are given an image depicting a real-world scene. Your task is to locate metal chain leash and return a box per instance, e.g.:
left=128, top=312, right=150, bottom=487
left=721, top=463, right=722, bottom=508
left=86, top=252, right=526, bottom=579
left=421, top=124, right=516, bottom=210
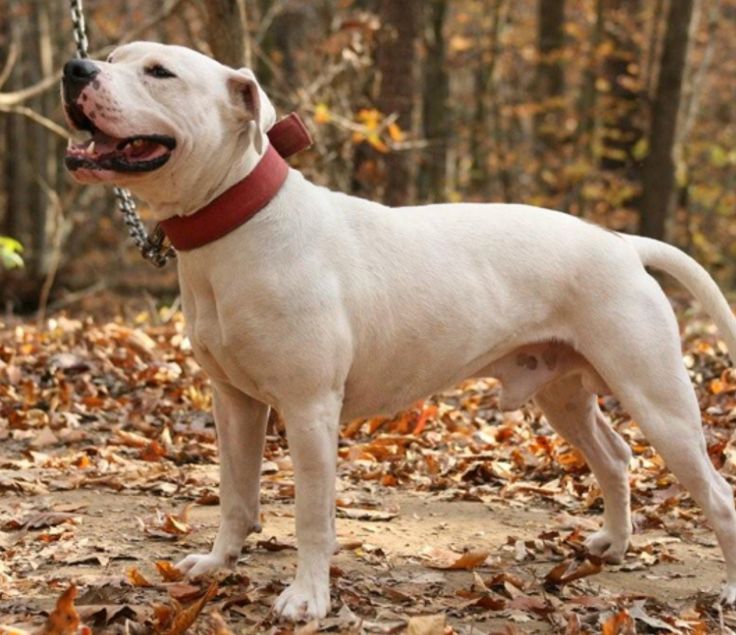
left=69, top=0, right=174, bottom=267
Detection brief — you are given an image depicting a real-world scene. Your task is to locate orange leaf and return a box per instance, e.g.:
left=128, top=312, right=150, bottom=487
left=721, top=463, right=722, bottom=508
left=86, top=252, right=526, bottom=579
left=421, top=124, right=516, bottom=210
left=544, top=556, right=602, bottom=588
left=412, top=404, right=437, bottom=436
left=162, top=515, right=190, bottom=534
left=128, top=566, right=153, bottom=587
left=140, top=440, right=166, bottom=461
left=156, top=581, right=218, bottom=635
left=39, top=585, right=81, bottom=635
left=156, top=560, right=185, bottom=582
left=367, top=134, right=389, bottom=153
left=601, top=609, right=635, bottom=635
left=387, top=122, right=405, bottom=142
left=210, top=612, right=235, bottom=635
left=314, top=103, right=331, bottom=124
left=423, top=547, right=489, bottom=570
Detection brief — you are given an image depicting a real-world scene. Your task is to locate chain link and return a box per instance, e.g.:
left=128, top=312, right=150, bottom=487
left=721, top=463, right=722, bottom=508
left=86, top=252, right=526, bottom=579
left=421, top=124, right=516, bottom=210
left=69, top=0, right=174, bottom=267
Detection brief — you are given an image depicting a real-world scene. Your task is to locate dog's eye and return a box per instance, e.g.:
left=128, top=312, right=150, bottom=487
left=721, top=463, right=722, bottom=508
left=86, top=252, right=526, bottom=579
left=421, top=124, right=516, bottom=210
left=145, top=64, right=177, bottom=79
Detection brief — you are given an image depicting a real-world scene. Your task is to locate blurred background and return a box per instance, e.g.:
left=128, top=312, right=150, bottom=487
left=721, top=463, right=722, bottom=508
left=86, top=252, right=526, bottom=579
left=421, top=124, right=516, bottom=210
left=0, top=0, right=734, bottom=316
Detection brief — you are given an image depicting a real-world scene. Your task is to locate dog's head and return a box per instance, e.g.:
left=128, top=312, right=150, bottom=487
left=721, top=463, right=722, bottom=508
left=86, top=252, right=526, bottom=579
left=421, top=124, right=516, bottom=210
left=61, top=42, right=276, bottom=215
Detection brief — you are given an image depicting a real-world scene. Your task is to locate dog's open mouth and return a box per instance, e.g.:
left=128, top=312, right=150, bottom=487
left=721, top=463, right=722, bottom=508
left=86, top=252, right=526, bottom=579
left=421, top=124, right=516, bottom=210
left=64, top=104, right=176, bottom=174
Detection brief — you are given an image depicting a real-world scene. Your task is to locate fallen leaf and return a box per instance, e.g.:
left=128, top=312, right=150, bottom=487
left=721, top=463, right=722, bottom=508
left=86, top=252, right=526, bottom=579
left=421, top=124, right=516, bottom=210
left=544, top=556, right=603, bottom=588
left=39, top=585, right=86, bottom=635
left=128, top=566, right=153, bottom=588
left=422, top=546, right=490, bottom=570
left=406, top=614, right=447, bottom=635
left=336, top=507, right=397, bottom=521
left=155, top=581, right=218, bottom=635
left=156, top=560, right=185, bottom=582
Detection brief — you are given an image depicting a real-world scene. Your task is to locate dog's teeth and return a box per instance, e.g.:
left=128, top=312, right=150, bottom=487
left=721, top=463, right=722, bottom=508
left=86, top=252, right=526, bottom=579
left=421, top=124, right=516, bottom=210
left=88, top=141, right=96, bottom=154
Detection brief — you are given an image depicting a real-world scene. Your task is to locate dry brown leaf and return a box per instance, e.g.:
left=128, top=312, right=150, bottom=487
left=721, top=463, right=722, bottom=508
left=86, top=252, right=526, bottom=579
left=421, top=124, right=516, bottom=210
left=161, top=514, right=191, bottom=535
left=128, top=566, right=153, bottom=587
left=256, top=536, right=296, bottom=551
left=38, top=585, right=89, bottom=635
left=601, top=609, right=636, bottom=635
left=155, top=580, right=218, bottom=635
left=167, top=582, right=205, bottom=603
left=336, top=507, right=397, bottom=521
left=422, top=546, right=490, bottom=570
left=209, top=611, right=235, bottom=635
left=544, top=556, right=603, bottom=587
left=155, top=560, right=185, bottom=582
left=406, top=614, right=447, bottom=635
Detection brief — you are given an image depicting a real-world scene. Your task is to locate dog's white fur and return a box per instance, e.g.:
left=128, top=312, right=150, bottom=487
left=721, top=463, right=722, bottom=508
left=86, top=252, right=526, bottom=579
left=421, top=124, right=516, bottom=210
left=64, top=42, right=736, bottom=620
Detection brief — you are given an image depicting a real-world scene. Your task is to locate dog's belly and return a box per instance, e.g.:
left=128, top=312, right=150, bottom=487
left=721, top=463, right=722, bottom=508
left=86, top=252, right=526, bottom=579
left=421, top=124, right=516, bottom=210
left=340, top=340, right=607, bottom=422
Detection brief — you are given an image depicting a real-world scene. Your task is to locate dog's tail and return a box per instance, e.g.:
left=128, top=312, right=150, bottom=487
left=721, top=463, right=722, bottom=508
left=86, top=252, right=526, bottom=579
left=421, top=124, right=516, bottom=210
left=628, top=234, right=736, bottom=360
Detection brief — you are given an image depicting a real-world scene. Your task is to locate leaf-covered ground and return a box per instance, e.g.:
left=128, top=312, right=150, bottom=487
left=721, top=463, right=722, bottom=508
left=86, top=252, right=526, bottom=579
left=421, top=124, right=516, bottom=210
left=2, top=303, right=736, bottom=634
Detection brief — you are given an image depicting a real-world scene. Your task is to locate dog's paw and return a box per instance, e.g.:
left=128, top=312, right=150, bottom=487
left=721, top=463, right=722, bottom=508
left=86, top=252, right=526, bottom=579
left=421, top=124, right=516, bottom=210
left=175, top=552, right=231, bottom=577
left=720, top=582, right=736, bottom=605
left=584, top=529, right=629, bottom=563
left=273, top=578, right=331, bottom=621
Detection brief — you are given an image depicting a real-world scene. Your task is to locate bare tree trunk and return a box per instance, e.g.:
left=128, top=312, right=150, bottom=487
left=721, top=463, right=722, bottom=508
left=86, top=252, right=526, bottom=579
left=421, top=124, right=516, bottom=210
left=643, top=0, right=666, bottom=99
left=203, top=0, right=248, bottom=68
left=417, top=0, right=449, bottom=203
left=31, top=0, right=53, bottom=277
left=376, top=0, right=420, bottom=206
left=536, top=0, right=565, bottom=146
left=639, top=0, right=694, bottom=240
left=599, top=0, right=643, bottom=174
left=470, top=0, right=509, bottom=199
left=3, top=5, right=30, bottom=252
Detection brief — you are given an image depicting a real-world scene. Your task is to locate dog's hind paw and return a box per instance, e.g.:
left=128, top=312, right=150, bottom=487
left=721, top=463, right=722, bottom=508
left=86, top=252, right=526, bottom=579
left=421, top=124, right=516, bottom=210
left=720, top=582, right=736, bottom=605
left=175, top=552, right=231, bottom=577
left=273, top=578, right=331, bottom=621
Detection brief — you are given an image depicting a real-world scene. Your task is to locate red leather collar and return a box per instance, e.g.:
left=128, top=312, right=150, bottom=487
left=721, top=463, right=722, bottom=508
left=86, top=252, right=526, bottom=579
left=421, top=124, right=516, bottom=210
left=159, top=113, right=312, bottom=251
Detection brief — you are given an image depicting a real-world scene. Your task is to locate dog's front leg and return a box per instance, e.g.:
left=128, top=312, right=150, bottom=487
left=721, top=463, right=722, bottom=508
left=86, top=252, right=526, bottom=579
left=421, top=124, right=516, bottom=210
left=177, top=381, right=268, bottom=576
left=273, top=395, right=341, bottom=621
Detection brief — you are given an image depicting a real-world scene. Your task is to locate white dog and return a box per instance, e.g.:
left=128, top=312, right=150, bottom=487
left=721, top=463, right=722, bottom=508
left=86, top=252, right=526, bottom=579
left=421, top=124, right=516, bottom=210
left=61, top=42, right=736, bottom=620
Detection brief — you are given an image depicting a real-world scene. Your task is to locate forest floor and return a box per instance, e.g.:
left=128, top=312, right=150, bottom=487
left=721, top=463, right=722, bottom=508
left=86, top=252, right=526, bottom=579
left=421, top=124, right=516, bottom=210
left=2, top=301, right=736, bottom=634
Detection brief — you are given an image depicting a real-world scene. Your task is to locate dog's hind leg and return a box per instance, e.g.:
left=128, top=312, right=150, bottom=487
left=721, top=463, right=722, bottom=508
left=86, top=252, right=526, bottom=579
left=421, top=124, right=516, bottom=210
left=177, top=381, right=268, bottom=576
left=580, top=277, right=736, bottom=602
left=535, top=375, right=632, bottom=562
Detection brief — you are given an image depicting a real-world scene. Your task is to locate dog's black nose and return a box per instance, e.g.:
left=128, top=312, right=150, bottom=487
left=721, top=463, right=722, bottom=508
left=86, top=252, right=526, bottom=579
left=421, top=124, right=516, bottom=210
left=63, top=58, right=100, bottom=83
left=62, top=59, right=100, bottom=102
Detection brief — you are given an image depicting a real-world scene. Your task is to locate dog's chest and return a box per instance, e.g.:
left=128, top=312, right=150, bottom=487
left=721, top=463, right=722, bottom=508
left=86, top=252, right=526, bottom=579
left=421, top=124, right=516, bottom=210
left=179, top=271, right=275, bottom=402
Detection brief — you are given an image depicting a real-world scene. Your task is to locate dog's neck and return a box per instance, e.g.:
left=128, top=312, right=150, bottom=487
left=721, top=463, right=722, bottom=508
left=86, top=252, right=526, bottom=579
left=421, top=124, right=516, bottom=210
left=158, top=113, right=312, bottom=251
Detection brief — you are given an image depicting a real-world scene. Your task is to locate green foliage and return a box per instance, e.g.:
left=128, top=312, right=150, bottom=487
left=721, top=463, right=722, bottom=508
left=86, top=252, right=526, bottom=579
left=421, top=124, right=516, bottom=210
left=0, top=236, right=24, bottom=270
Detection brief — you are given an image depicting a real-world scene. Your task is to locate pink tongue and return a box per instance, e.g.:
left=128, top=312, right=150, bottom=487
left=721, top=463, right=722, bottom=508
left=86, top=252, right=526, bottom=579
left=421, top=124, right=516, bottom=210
left=92, top=131, right=121, bottom=154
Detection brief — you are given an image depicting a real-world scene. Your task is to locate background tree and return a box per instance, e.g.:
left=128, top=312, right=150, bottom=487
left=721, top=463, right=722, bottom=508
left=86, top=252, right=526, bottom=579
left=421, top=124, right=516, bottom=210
left=535, top=0, right=566, bottom=152
left=598, top=0, right=643, bottom=176
left=203, top=0, right=249, bottom=67
left=1, top=0, right=735, bottom=313
left=375, top=0, right=420, bottom=206
left=639, top=0, right=695, bottom=240
left=417, top=0, right=449, bottom=203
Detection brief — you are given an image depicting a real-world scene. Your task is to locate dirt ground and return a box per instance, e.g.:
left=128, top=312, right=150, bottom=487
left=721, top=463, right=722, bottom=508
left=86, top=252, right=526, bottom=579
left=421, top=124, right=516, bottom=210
left=1, top=467, right=733, bottom=633
left=3, top=311, right=736, bottom=633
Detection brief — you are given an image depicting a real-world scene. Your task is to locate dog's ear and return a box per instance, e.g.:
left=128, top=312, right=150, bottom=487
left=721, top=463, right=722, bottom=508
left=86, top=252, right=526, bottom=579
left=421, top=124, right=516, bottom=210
left=227, top=69, right=276, bottom=155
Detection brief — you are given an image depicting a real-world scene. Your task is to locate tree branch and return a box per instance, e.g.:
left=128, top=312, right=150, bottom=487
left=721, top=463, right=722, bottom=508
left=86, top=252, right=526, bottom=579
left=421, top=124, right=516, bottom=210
left=0, top=104, right=70, bottom=139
